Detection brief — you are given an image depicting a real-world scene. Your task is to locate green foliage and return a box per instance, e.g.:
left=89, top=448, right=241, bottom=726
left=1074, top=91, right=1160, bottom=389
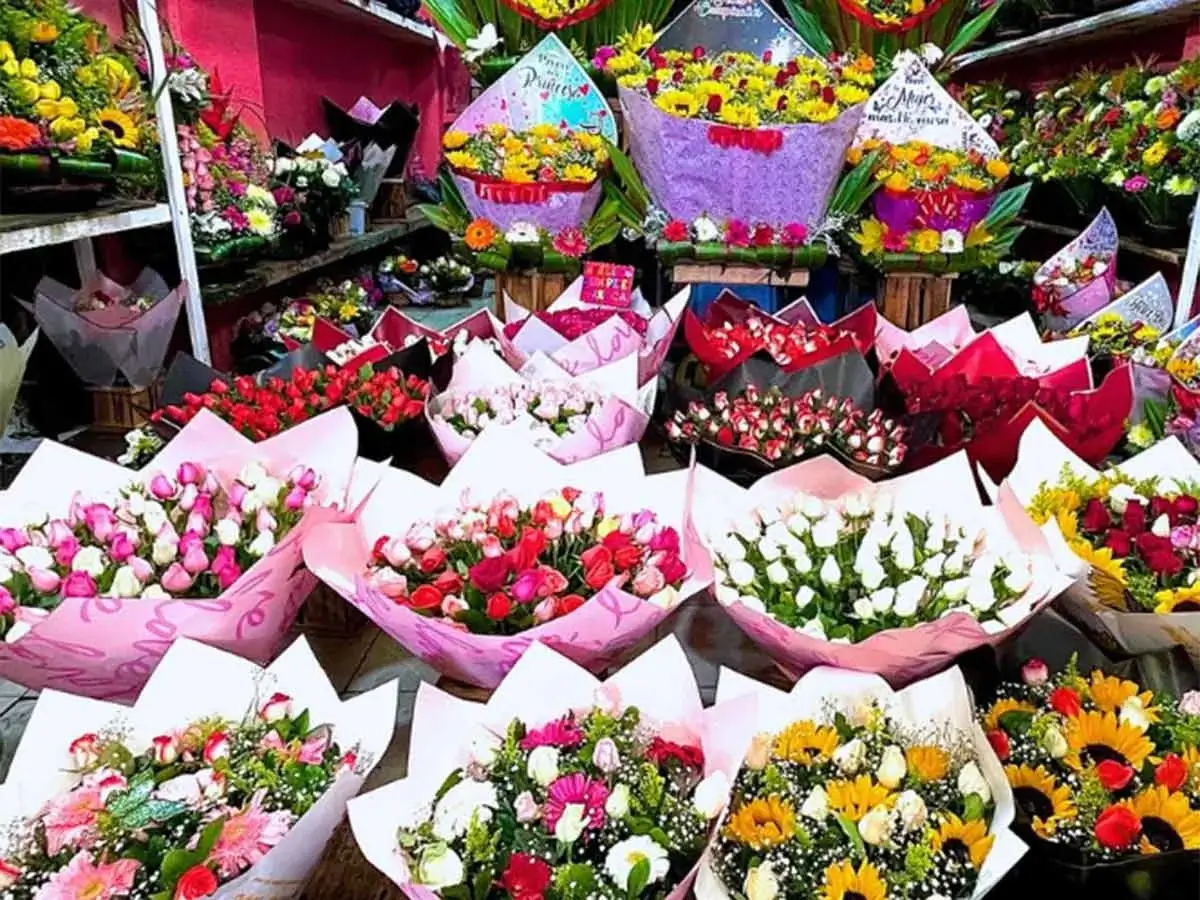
left=782, top=0, right=834, bottom=57
left=942, top=0, right=1005, bottom=61
left=829, top=153, right=883, bottom=216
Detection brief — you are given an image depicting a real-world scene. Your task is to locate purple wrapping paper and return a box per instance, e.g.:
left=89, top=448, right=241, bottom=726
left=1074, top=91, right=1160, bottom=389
left=619, top=86, right=864, bottom=229
left=872, top=188, right=995, bottom=234
left=452, top=173, right=604, bottom=233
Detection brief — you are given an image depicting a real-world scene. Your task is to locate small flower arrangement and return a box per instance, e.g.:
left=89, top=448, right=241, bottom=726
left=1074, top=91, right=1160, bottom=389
left=180, top=121, right=278, bottom=253
left=0, top=458, right=318, bottom=639
left=365, top=487, right=688, bottom=634
left=0, top=691, right=356, bottom=898
left=394, top=704, right=725, bottom=900
left=463, top=217, right=593, bottom=264
left=1067, top=313, right=1170, bottom=364
left=277, top=279, right=379, bottom=342
left=1027, top=468, right=1200, bottom=614
left=852, top=216, right=989, bottom=257
left=664, top=385, right=907, bottom=471
left=403, top=329, right=501, bottom=362
left=442, top=123, right=608, bottom=186
left=432, top=381, right=605, bottom=449
left=1033, top=254, right=1113, bottom=316
left=979, top=657, right=1200, bottom=860
left=377, top=254, right=420, bottom=292
left=710, top=699, right=1001, bottom=900
left=503, top=307, right=649, bottom=341
left=117, top=426, right=164, bottom=469
left=420, top=256, right=474, bottom=295
left=153, top=365, right=430, bottom=441
left=273, top=154, right=357, bottom=230
left=856, top=139, right=1011, bottom=194
left=605, top=49, right=875, bottom=127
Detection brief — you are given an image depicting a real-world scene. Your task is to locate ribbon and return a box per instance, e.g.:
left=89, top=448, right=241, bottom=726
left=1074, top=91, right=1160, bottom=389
left=705, top=125, right=784, bottom=156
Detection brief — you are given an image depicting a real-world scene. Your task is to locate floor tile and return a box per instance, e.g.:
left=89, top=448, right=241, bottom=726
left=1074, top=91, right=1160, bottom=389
left=345, top=635, right=439, bottom=695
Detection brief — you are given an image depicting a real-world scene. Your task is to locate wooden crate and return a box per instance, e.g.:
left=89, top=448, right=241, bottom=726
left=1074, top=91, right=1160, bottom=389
left=494, top=271, right=570, bottom=315
left=296, top=584, right=369, bottom=637
left=372, top=179, right=409, bottom=222
left=671, top=264, right=810, bottom=288
left=878, top=273, right=955, bottom=328
left=87, top=383, right=158, bottom=432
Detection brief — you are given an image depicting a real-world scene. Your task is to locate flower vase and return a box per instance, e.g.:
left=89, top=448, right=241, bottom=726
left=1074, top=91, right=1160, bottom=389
left=1131, top=190, right=1193, bottom=246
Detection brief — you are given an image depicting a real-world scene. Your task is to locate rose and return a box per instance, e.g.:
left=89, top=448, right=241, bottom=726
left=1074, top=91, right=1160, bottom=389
left=1050, top=687, right=1083, bottom=718
left=1096, top=760, right=1135, bottom=792
left=1081, top=498, right=1111, bottom=532
left=1155, top=754, right=1188, bottom=792
left=174, top=865, right=219, bottom=899
left=486, top=593, right=513, bottom=620
left=469, top=556, right=512, bottom=593
left=1105, top=530, right=1132, bottom=557
left=259, top=692, right=292, bottom=723
left=986, top=729, right=1010, bottom=762
left=410, top=585, right=443, bottom=611
left=1094, top=804, right=1141, bottom=850
left=1021, top=658, right=1049, bottom=685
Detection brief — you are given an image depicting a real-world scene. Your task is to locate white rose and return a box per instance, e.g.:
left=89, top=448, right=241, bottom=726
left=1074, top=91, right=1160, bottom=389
left=891, top=526, right=916, bottom=569
left=1120, top=696, right=1152, bottom=732
left=858, top=804, right=893, bottom=846
left=469, top=733, right=500, bottom=767
left=799, top=618, right=826, bottom=640
left=715, top=584, right=741, bottom=606
left=876, top=745, right=907, bottom=789
left=248, top=530, right=276, bottom=558
left=606, top=783, right=631, bottom=818
left=151, top=536, right=178, bottom=566
left=527, top=746, right=560, bottom=786
left=764, top=522, right=791, bottom=547
left=853, top=597, right=875, bottom=620
left=1042, top=725, right=1069, bottom=759
left=788, top=545, right=813, bottom=573
left=1108, top=484, right=1136, bottom=514
left=861, top=560, right=887, bottom=591
left=718, top=536, right=747, bottom=562
left=921, top=553, right=945, bottom=578
left=729, top=561, right=757, bottom=587
left=274, top=157, right=294, bottom=175
left=811, top=517, right=841, bottom=549
left=957, top=761, right=992, bottom=805
left=1152, top=514, right=1171, bottom=538
left=800, top=785, right=829, bottom=821
left=766, top=561, right=790, bottom=585
left=801, top=496, right=826, bottom=518
left=794, top=586, right=816, bottom=610
left=692, top=771, right=729, bottom=818
left=72, top=546, right=107, bottom=577
left=833, top=738, right=866, bottom=775
left=870, top=587, right=895, bottom=614
left=141, top=501, right=167, bottom=536
left=432, top=779, right=498, bottom=841
left=943, top=577, right=971, bottom=603
left=893, top=577, right=927, bottom=618
left=943, top=551, right=966, bottom=577
left=734, top=515, right=761, bottom=542
left=1003, top=559, right=1033, bottom=594
left=110, top=566, right=141, bottom=599
left=239, top=461, right=268, bottom=487
left=966, top=578, right=997, bottom=612
left=15, top=545, right=53, bottom=572
left=692, top=215, right=720, bottom=243
left=554, top=803, right=587, bottom=843
left=820, top=556, right=841, bottom=586
left=743, top=862, right=779, bottom=900
left=759, top=538, right=781, bottom=562
left=785, top=513, right=810, bottom=536
left=895, top=789, right=927, bottom=832
left=215, top=518, right=241, bottom=546
left=417, top=845, right=463, bottom=890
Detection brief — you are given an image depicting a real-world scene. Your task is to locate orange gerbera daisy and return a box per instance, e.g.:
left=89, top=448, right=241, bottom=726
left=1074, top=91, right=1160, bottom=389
left=463, top=218, right=498, bottom=252
left=0, top=116, right=41, bottom=151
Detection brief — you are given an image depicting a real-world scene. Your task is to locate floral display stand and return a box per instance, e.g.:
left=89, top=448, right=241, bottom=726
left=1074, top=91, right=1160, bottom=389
left=878, top=272, right=956, bottom=328
left=671, top=264, right=811, bottom=289
left=494, top=271, right=572, bottom=314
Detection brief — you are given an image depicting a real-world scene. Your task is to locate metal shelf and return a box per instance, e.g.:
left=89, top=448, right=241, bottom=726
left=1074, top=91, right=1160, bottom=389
left=0, top=202, right=170, bottom=256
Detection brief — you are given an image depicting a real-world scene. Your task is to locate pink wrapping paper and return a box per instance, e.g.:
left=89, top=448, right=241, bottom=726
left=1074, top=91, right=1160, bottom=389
left=0, top=408, right=359, bottom=702
left=1037, top=208, right=1120, bottom=334
left=304, top=432, right=710, bottom=688
left=686, top=454, right=1072, bottom=686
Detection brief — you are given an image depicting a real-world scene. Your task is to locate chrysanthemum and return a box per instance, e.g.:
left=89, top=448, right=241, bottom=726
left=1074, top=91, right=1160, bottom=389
left=1120, top=786, right=1200, bottom=853
left=208, top=790, right=294, bottom=878
left=1005, top=764, right=1077, bottom=837
left=723, top=796, right=796, bottom=848
left=1065, top=711, right=1154, bottom=771
left=932, top=815, right=995, bottom=870
left=772, top=720, right=839, bottom=765
left=821, top=859, right=886, bottom=900
left=826, top=776, right=893, bottom=823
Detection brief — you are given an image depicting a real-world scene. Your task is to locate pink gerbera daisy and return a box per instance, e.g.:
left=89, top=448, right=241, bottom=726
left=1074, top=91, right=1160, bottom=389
left=35, top=850, right=139, bottom=900
left=519, top=716, right=584, bottom=751
left=40, top=786, right=105, bottom=856
left=542, top=774, right=608, bottom=833
left=206, top=790, right=294, bottom=878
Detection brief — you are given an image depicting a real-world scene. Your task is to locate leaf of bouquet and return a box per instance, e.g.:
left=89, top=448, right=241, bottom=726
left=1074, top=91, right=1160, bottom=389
left=439, top=170, right=471, bottom=221
left=602, top=181, right=643, bottom=231
left=627, top=857, right=652, bottom=899
left=837, top=812, right=867, bottom=860
left=1144, top=397, right=1167, bottom=439
left=782, top=0, right=834, bottom=56
left=423, top=0, right=478, bottom=47
left=604, top=139, right=651, bottom=215
left=829, top=152, right=882, bottom=216
left=988, top=223, right=1024, bottom=259
left=942, top=0, right=1005, bottom=62
left=419, top=202, right=468, bottom=236
left=983, top=182, right=1031, bottom=229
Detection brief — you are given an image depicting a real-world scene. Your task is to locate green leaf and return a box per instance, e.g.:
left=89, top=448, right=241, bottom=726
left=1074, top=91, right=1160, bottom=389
left=603, top=139, right=650, bottom=215
left=829, top=153, right=882, bottom=216
left=983, top=182, right=1031, bottom=229
left=998, top=710, right=1035, bottom=733
left=422, top=0, right=479, bottom=48
left=942, top=0, right=1005, bottom=63
left=419, top=204, right=467, bottom=236
left=627, top=858, right=651, bottom=899
left=836, top=813, right=867, bottom=860
left=963, top=793, right=986, bottom=821
left=782, top=0, right=834, bottom=56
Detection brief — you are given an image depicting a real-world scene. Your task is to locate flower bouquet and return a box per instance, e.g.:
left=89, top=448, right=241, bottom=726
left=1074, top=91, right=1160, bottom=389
left=0, top=636, right=395, bottom=899
left=271, top=153, right=357, bottom=253
left=1004, top=418, right=1200, bottom=662
left=276, top=278, right=382, bottom=347
left=1033, top=208, right=1119, bottom=333
left=977, top=657, right=1200, bottom=896
left=303, top=428, right=707, bottom=687
left=492, top=279, right=689, bottom=388
left=377, top=253, right=423, bottom=302
left=698, top=664, right=1027, bottom=900
left=690, top=450, right=1070, bottom=685
left=427, top=340, right=650, bottom=466
left=28, top=269, right=183, bottom=389
left=418, top=256, right=475, bottom=306
left=348, top=636, right=756, bottom=900
left=0, top=406, right=357, bottom=700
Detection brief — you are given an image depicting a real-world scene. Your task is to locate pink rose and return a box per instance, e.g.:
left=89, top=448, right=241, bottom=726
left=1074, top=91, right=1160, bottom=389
left=83, top=504, right=116, bottom=542
left=0, top=528, right=29, bottom=553
left=151, top=734, right=179, bottom=765
left=259, top=692, right=292, bottom=723
left=54, top=536, right=80, bottom=568
left=202, top=731, right=230, bottom=763
left=109, top=533, right=136, bottom=563
left=161, top=563, right=194, bottom=594
left=62, top=571, right=97, bottom=598
left=182, top=543, right=209, bottom=575
left=631, top=565, right=666, bottom=597
left=28, top=568, right=62, bottom=595
left=176, top=462, right=202, bottom=485
left=0, top=587, right=14, bottom=615
left=149, top=474, right=176, bottom=501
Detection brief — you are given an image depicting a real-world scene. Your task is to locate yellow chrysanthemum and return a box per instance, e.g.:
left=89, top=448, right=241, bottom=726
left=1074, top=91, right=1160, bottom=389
left=793, top=99, right=838, bottom=123
left=835, top=84, right=870, bottom=105
left=500, top=163, right=535, bottom=184
left=821, top=860, right=886, bottom=900
left=1121, top=786, right=1200, bottom=854
left=485, top=122, right=509, bottom=138
left=1154, top=586, right=1200, bottom=614
left=772, top=720, right=840, bottom=765
left=912, top=229, right=941, bottom=254
left=1143, top=141, right=1169, bottom=168
left=952, top=174, right=988, bottom=192
left=575, top=131, right=603, bottom=151
left=1089, top=672, right=1159, bottom=720
left=502, top=135, right=528, bottom=154
left=1168, top=356, right=1200, bottom=385
left=1064, top=710, right=1154, bottom=770
left=445, top=151, right=481, bottom=172
left=605, top=50, right=641, bottom=75
left=931, top=815, right=995, bottom=870
left=442, top=130, right=469, bottom=150
left=723, top=796, right=796, bottom=849
left=560, top=164, right=597, bottom=184
left=827, top=776, right=893, bottom=822
left=905, top=745, right=950, bottom=782
left=854, top=219, right=885, bottom=255
left=528, top=123, right=561, bottom=140
left=1006, top=764, right=1077, bottom=838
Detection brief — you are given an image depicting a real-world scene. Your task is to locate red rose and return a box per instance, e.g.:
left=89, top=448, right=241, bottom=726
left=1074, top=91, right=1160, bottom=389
left=433, top=570, right=464, bottom=596
left=487, top=592, right=514, bottom=620
left=645, top=737, right=705, bottom=770
left=419, top=547, right=447, bottom=574
left=1096, top=760, right=1135, bottom=792
left=1105, top=530, right=1132, bottom=557
left=558, top=594, right=585, bottom=615
left=1149, top=496, right=1173, bottom=520
left=580, top=545, right=612, bottom=571
left=584, top=559, right=616, bottom=591
left=612, top=545, right=643, bottom=572
left=986, top=729, right=1010, bottom=762
left=663, top=220, right=689, bottom=242
left=510, top=527, right=548, bottom=571
left=1147, top=551, right=1185, bottom=577
left=469, top=556, right=512, bottom=593
left=751, top=224, right=775, bottom=247
left=174, top=865, right=219, bottom=900
left=1050, top=687, right=1083, bottom=718
left=1123, top=502, right=1147, bottom=535
left=1155, top=753, right=1189, bottom=791
left=1173, top=495, right=1199, bottom=518
left=1094, top=804, right=1141, bottom=851
left=1080, top=498, right=1112, bottom=533
left=409, top=585, right=443, bottom=610
left=498, top=852, right=553, bottom=900
left=658, top=554, right=688, bottom=585
left=1135, top=533, right=1171, bottom=559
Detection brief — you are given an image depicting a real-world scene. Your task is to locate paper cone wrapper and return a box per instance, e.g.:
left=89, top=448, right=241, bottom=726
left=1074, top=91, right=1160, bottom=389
left=347, top=636, right=758, bottom=898
left=1037, top=208, right=1120, bottom=333
left=1002, top=417, right=1200, bottom=662
left=687, top=454, right=1072, bottom=686
left=696, top=665, right=1025, bottom=900
left=304, top=430, right=711, bottom=687
left=0, top=637, right=396, bottom=899
left=490, top=281, right=690, bottom=388
left=452, top=173, right=604, bottom=233
left=875, top=305, right=976, bottom=369
left=0, top=408, right=359, bottom=702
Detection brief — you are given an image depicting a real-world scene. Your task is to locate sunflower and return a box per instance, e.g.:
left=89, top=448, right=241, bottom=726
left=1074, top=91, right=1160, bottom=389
left=1005, top=764, right=1077, bottom=837
left=905, top=745, right=950, bottom=782
left=723, top=796, right=796, bottom=849
left=1064, top=711, right=1154, bottom=771
left=821, top=860, right=886, bottom=900
left=931, top=815, right=995, bottom=870
left=773, top=720, right=840, bottom=765
left=560, top=164, right=597, bottom=184
left=1154, top=586, right=1200, bottom=614
left=95, top=108, right=138, bottom=149
left=1089, top=672, right=1159, bottom=720
left=982, top=698, right=1037, bottom=734
left=1068, top=540, right=1129, bottom=606
left=655, top=90, right=701, bottom=118
left=463, top=218, right=497, bottom=252
left=827, top=776, right=894, bottom=822
left=1121, top=786, right=1200, bottom=853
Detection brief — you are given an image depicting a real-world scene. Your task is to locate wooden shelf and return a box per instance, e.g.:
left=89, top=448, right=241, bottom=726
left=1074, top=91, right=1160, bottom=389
left=671, top=264, right=810, bottom=287
left=278, top=0, right=436, bottom=43
left=201, top=212, right=427, bottom=305
left=1017, top=217, right=1185, bottom=266
left=949, top=0, right=1200, bottom=71
left=0, top=201, right=170, bottom=256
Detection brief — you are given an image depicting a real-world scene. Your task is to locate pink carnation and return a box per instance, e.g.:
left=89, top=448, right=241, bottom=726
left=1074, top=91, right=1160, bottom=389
left=724, top=220, right=751, bottom=247
left=780, top=222, right=808, bottom=248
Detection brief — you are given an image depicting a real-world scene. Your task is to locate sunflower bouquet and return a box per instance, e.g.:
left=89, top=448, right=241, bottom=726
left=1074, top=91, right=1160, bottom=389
left=0, top=0, right=153, bottom=198
left=978, top=657, right=1200, bottom=864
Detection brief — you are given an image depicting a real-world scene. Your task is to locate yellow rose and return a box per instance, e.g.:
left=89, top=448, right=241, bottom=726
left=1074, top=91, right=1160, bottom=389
left=34, top=98, right=61, bottom=120
left=912, top=229, right=940, bottom=253
left=39, top=81, right=61, bottom=101
left=19, top=58, right=38, bottom=79
left=0, top=41, right=14, bottom=62
left=49, top=116, right=86, bottom=141
left=442, top=129, right=470, bottom=150
left=846, top=146, right=864, bottom=165
left=75, top=127, right=101, bottom=153
left=548, top=495, right=572, bottom=518
left=596, top=515, right=620, bottom=538
left=12, top=78, right=39, bottom=104
left=0, top=59, right=15, bottom=77
left=985, top=158, right=1010, bottom=179
left=30, top=22, right=59, bottom=43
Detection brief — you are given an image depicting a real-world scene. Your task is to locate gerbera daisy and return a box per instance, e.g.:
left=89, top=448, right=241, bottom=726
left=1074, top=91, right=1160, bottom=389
left=34, top=851, right=139, bottom=900
left=520, top=716, right=584, bottom=750
left=905, top=745, right=950, bottom=782
left=982, top=698, right=1037, bottom=734
left=1120, top=786, right=1200, bottom=853
left=1065, top=711, right=1154, bottom=771
left=463, top=218, right=498, bottom=252
left=208, top=790, right=294, bottom=878
left=1089, top=672, right=1159, bottom=721
left=95, top=108, right=138, bottom=148
left=821, top=859, right=886, bottom=900
left=932, top=815, right=995, bottom=870
left=723, top=796, right=796, bottom=849
left=1005, top=764, right=1077, bottom=838
left=772, top=720, right=839, bottom=765
left=542, top=774, right=608, bottom=834
left=827, top=776, right=894, bottom=822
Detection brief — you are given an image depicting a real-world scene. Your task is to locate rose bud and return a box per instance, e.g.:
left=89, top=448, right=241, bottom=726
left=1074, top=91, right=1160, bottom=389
left=1021, top=658, right=1050, bottom=685
left=867, top=435, right=885, bottom=453
left=151, top=734, right=180, bottom=765
left=69, top=733, right=101, bottom=768
left=848, top=434, right=864, bottom=450
left=0, top=861, right=20, bottom=889
left=986, top=729, right=1010, bottom=761
left=337, top=750, right=358, bottom=775
left=202, top=731, right=231, bottom=763
left=259, top=691, right=293, bottom=723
